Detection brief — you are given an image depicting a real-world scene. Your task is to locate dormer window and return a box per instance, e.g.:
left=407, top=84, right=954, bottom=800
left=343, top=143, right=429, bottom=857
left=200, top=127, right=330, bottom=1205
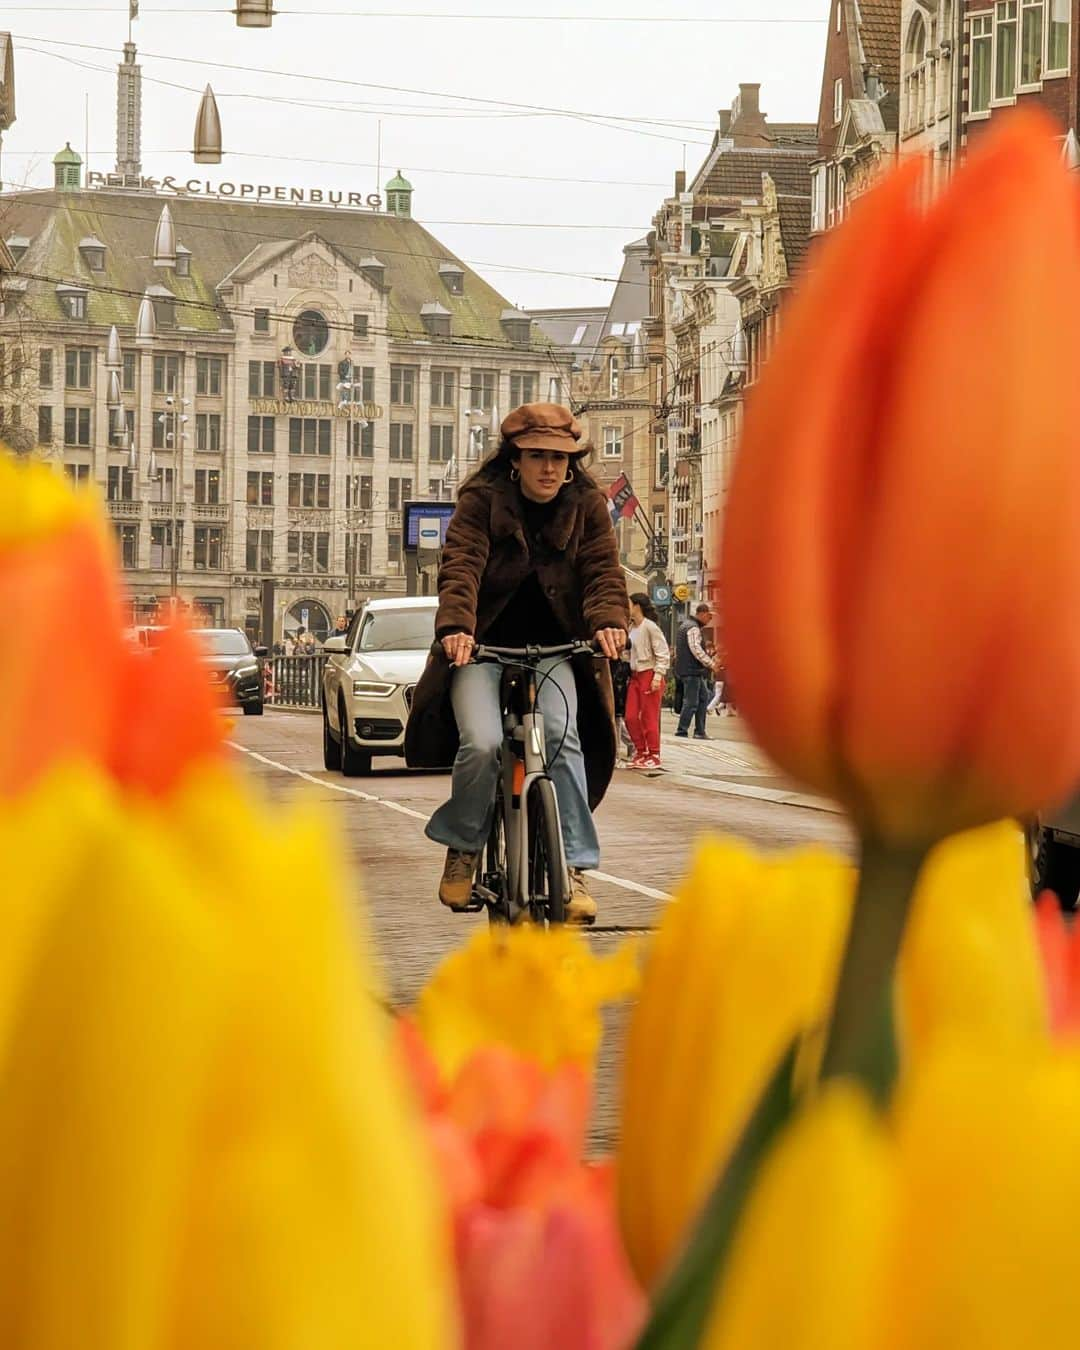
left=79, top=236, right=106, bottom=271
left=175, top=245, right=191, bottom=278
left=420, top=302, right=451, bottom=339
left=359, top=256, right=386, bottom=289
left=55, top=283, right=87, bottom=321
left=146, top=284, right=177, bottom=328
left=5, top=236, right=28, bottom=265
left=438, top=262, right=464, bottom=296
left=501, top=309, right=532, bottom=347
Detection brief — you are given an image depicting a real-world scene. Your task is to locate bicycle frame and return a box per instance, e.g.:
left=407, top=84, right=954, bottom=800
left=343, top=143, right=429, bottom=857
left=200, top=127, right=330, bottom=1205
left=472, top=641, right=595, bottom=923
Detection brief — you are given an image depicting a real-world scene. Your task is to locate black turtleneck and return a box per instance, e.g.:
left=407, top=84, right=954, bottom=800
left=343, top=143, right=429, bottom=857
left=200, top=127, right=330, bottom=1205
left=483, top=489, right=571, bottom=647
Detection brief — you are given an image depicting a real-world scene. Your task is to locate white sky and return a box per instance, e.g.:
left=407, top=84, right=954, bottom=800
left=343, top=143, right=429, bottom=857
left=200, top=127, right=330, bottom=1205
left=2, top=0, right=827, bottom=309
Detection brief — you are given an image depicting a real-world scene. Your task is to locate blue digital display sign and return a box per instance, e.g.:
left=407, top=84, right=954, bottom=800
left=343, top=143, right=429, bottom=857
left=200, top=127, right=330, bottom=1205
left=403, top=500, right=456, bottom=552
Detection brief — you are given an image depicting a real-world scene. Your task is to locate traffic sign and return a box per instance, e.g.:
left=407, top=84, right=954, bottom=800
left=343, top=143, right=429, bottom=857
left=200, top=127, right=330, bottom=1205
left=673, top=583, right=691, bottom=602
left=650, top=582, right=672, bottom=607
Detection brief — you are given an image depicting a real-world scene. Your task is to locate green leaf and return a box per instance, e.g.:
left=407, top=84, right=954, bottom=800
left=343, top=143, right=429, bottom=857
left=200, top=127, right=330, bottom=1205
left=634, top=1042, right=799, bottom=1350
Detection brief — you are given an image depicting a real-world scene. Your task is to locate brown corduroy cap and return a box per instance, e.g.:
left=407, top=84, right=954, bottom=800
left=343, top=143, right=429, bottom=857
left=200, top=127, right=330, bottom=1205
left=501, top=402, right=584, bottom=453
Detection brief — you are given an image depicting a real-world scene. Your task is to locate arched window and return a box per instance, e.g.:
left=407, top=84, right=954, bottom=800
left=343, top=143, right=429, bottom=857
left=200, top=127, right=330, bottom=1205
left=903, top=11, right=928, bottom=135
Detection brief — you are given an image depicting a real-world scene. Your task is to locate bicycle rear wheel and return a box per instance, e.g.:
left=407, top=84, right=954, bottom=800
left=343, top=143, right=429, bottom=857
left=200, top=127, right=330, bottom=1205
left=527, top=777, right=569, bottom=925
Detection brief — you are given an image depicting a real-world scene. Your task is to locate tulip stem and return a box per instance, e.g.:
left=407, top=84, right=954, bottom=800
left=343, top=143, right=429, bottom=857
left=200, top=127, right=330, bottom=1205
left=819, top=837, right=928, bottom=1102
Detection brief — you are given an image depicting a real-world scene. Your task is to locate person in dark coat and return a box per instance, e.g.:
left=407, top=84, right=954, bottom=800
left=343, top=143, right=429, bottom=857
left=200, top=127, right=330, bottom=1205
left=404, top=403, right=628, bottom=924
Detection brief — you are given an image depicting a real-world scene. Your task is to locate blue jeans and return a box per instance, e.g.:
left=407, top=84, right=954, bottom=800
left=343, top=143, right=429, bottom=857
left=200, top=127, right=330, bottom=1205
left=425, top=657, right=600, bottom=869
left=676, top=672, right=710, bottom=736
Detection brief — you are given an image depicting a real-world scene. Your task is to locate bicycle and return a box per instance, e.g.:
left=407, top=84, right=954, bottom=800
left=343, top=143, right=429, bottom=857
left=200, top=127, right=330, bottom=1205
left=459, top=639, right=598, bottom=927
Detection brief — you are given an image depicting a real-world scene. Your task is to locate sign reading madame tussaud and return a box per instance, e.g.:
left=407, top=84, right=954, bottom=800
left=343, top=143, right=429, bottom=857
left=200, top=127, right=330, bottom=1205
left=251, top=397, right=384, bottom=419
left=86, top=171, right=383, bottom=211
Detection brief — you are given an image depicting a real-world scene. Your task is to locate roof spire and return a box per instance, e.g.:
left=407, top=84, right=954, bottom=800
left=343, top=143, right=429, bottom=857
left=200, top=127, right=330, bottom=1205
left=115, top=40, right=142, bottom=182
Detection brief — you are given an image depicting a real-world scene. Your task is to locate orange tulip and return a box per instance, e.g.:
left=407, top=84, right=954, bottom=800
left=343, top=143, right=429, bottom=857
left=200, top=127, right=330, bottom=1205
left=398, top=1021, right=645, bottom=1350
left=722, top=112, right=1080, bottom=845
left=1034, top=893, right=1080, bottom=1036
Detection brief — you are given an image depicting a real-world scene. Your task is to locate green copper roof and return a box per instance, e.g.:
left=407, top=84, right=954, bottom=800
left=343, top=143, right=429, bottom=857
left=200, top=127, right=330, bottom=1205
left=385, top=170, right=412, bottom=192
left=53, top=143, right=83, bottom=165
left=0, top=188, right=538, bottom=345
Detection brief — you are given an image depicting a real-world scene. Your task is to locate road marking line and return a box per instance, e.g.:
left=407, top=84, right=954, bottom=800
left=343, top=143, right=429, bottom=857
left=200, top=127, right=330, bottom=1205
left=228, top=741, right=673, bottom=902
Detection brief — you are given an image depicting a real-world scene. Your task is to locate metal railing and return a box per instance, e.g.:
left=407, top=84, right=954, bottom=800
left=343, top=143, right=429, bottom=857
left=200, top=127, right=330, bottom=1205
left=266, top=653, right=328, bottom=708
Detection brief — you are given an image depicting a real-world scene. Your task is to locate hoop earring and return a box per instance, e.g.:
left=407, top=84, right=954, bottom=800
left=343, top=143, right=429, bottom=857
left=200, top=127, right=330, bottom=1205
left=564, top=467, right=574, bottom=484
left=509, top=466, right=520, bottom=482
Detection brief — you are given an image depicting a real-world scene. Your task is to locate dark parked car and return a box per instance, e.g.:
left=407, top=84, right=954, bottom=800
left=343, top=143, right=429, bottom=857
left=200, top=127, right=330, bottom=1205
left=192, top=627, right=267, bottom=715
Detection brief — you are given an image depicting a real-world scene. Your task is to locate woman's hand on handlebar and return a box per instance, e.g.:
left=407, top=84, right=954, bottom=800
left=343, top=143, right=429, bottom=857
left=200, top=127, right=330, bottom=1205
left=594, top=627, right=627, bottom=661
left=441, top=632, right=476, bottom=667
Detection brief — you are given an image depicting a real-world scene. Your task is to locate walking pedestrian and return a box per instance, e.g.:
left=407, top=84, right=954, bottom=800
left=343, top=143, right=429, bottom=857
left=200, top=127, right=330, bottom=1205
left=707, top=647, right=729, bottom=716
left=674, top=602, right=714, bottom=739
left=625, top=592, right=670, bottom=768
left=611, top=644, right=636, bottom=765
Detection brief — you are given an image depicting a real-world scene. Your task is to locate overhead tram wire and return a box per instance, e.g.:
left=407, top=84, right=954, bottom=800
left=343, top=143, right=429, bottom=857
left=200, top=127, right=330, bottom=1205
left=0, top=5, right=826, bottom=19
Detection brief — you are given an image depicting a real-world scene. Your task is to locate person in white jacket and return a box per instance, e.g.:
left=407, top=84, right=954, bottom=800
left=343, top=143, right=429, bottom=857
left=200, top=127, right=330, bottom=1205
left=626, top=592, right=671, bottom=768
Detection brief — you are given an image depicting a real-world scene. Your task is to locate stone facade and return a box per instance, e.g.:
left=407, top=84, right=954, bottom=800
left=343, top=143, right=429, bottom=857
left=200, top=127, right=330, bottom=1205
left=0, top=164, right=556, bottom=643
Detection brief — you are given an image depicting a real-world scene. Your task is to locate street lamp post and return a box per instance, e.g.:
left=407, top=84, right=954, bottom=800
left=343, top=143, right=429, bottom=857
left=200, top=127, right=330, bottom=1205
left=157, top=394, right=190, bottom=607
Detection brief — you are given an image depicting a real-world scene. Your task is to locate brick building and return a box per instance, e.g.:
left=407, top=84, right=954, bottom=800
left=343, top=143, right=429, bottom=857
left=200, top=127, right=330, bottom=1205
left=960, top=1, right=1074, bottom=144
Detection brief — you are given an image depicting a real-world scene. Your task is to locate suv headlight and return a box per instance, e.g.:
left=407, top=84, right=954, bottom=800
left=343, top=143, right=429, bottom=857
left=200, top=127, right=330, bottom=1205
left=233, top=663, right=259, bottom=677
left=353, top=680, right=396, bottom=698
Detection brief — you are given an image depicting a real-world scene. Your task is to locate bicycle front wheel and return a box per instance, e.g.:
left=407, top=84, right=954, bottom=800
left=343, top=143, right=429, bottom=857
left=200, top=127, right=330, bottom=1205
left=527, top=777, right=569, bottom=925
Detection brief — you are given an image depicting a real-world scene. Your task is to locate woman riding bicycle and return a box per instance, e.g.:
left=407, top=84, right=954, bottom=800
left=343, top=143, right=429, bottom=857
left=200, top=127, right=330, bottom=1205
left=404, top=403, right=628, bottom=924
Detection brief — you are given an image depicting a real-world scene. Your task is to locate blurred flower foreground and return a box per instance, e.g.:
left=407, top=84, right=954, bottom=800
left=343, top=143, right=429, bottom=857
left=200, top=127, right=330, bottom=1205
left=8, top=108, right=1080, bottom=1350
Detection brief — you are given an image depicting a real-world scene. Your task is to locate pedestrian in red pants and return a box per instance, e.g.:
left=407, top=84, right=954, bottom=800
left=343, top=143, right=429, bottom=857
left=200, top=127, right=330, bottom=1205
left=626, top=592, right=670, bottom=768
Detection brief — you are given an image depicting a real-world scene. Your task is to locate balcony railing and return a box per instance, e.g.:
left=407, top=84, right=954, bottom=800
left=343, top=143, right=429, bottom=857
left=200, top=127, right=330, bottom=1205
left=192, top=503, right=230, bottom=520
left=150, top=502, right=185, bottom=519
left=105, top=498, right=141, bottom=518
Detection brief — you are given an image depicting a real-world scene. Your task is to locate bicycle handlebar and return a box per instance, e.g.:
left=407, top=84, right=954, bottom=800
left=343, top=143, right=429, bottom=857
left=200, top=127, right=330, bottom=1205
left=472, top=639, right=600, bottom=664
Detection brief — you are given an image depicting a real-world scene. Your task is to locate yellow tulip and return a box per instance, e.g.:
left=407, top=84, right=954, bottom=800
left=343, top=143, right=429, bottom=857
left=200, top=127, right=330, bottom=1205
left=1, top=765, right=458, bottom=1349
left=618, top=823, right=1047, bottom=1291
left=616, top=838, right=854, bottom=1289
left=702, top=1083, right=894, bottom=1350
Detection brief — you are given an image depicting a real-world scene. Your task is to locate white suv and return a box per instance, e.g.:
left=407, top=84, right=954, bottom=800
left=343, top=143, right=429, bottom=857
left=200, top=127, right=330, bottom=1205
left=321, top=596, right=437, bottom=775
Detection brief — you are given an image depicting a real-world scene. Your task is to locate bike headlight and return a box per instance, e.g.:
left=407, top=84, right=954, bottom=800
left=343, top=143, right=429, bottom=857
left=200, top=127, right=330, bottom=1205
left=353, top=680, right=396, bottom=698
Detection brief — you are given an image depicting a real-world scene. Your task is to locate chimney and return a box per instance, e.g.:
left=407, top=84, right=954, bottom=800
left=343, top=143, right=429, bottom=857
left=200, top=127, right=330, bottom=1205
left=674, top=169, right=686, bottom=195
left=728, top=81, right=770, bottom=147
left=737, top=83, right=761, bottom=117
left=865, top=64, right=882, bottom=101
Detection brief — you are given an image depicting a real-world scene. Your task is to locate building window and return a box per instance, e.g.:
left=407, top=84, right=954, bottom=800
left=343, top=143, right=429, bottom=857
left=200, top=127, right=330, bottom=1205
left=1020, top=0, right=1044, bottom=84
left=346, top=473, right=374, bottom=509
left=114, top=523, right=138, bottom=568
left=288, top=417, right=332, bottom=455
left=152, top=353, right=181, bottom=394
left=194, top=468, right=221, bottom=504
left=357, top=366, right=376, bottom=402
left=62, top=292, right=87, bottom=320
left=390, top=365, right=417, bottom=405
left=833, top=76, right=843, bottom=124
left=39, top=348, right=53, bottom=389
left=122, top=351, right=136, bottom=393
left=193, top=525, right=224, bottom=570
left=387, top=476, right=412, bottom=510
left=904, top=11, right=928, bottom=132
left=602, top=426, right=623, bottom=458
left=196, top=355, right=223, bottom=396
left=352, top=313, right=369, bottom=339
left=292, top=309, right=329, bottom=357
left=246, top=470, right=274, bottom=505
left=509, top=371, right=537, bottom=406
left=175, top=250, right=191, bottom=278
left=254, top=307, right=270, bottom=333
left=286, top=530, right=329, bottom=574
left=995, top=1, right=1019, bottom=100
left=64, top=406, right=90, bottom=446
left=247, top=415, right=275, bottom=454
left=150, top=523, right=173, bottom=569
left=37, top=405, right=53, bottom=444
left=108, top=408, right=135, bottom=448
left=64, top=462, right=91, bottom=487
left=387, top=532, right=402, bottom=565
left=609, top=355, right=620, bottom=398
left=248, top=359, right=276, bottom=398
left=349, top=420, right=374, bottom=457
left=107, top=465, right=136, bottom=501
left=1048, top=0, right=1070, bottom=71
left=389, top=422, right=415, bottom=460
left=288, top=471, right=331, bottom=509
left=971, top=13, right=993, bottom=110
left=429, top=424, right=454, bottom=463
left=245, top=528, right=273, bottom=572
left=195, top=413, right=222, bottom=452
left=431, top=368, right=456, bottom=407
left=810, top=167, right=826, bottom=232
left=64, top=347, right=92, bottom=389
left=469, top=370, right=496, bottom=411
left=150, top=466, right=174, bottom=503
left=301, top=363, right=332, bottom=401
left=353, top=532, right=371, bottom=573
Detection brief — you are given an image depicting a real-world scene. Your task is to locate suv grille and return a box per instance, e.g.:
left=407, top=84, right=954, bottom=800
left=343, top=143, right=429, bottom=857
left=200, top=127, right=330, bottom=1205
left=403, top=684, right=416, bottom=710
